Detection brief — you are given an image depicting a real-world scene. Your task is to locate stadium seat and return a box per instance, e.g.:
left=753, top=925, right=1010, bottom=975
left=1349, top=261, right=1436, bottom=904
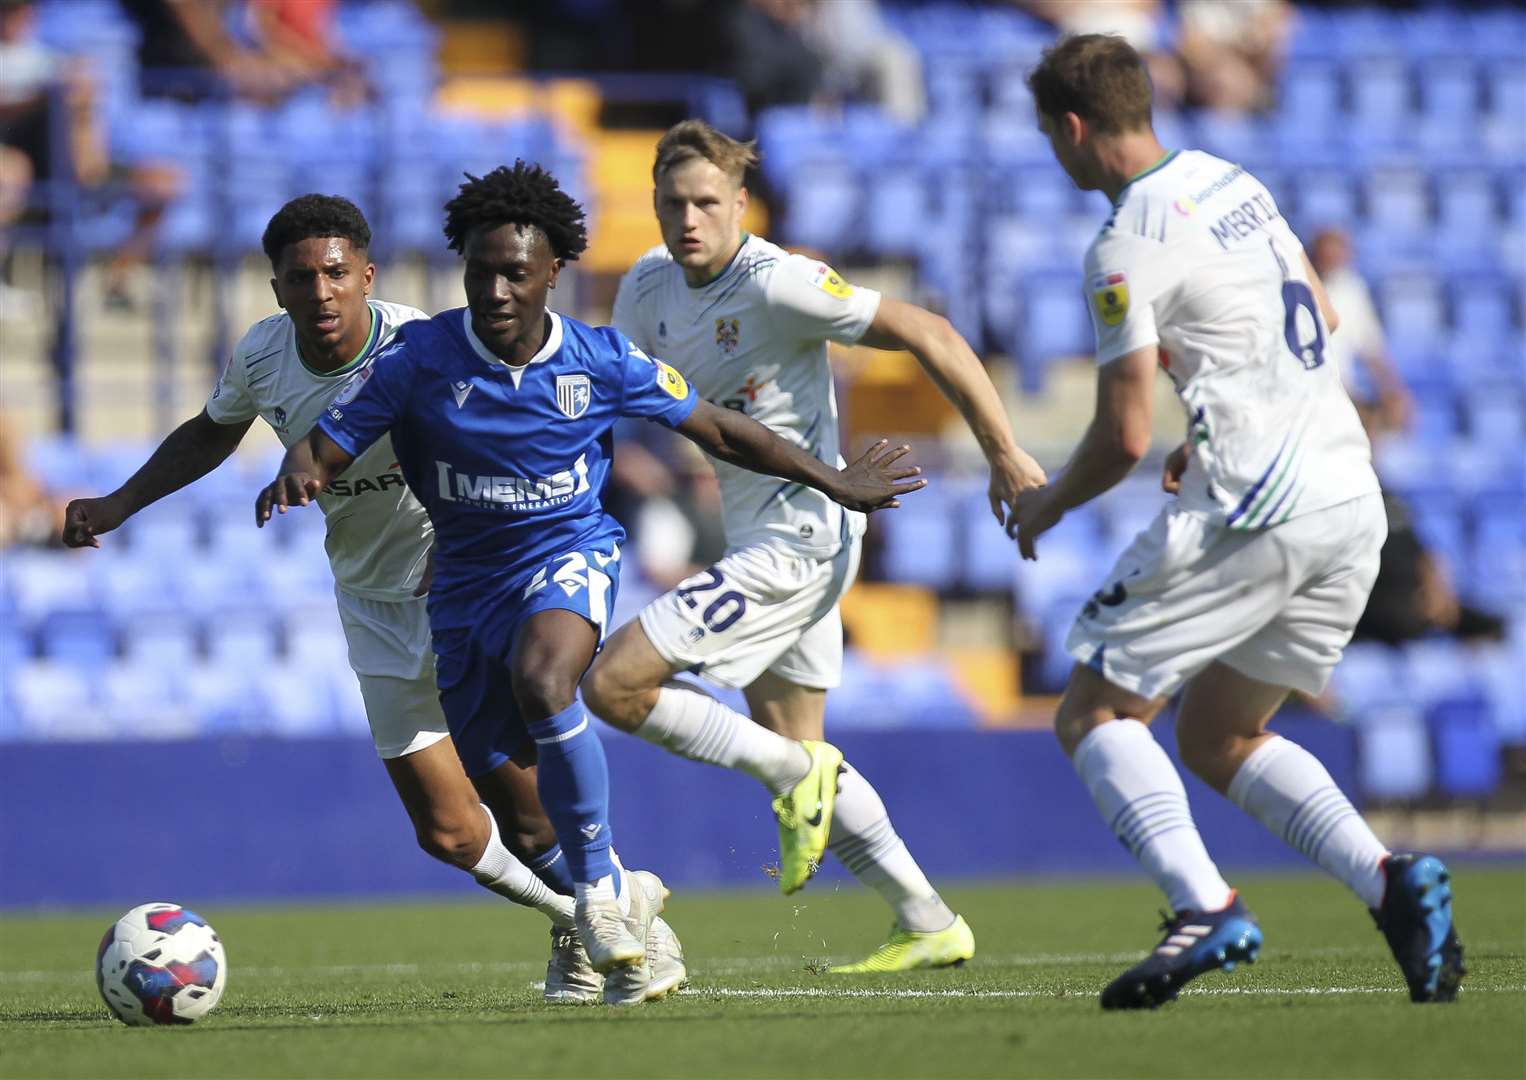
left=285, top=605, right=351, bottom=669
left=878, top=482, right=960, bottom=590
left=6, top=550, right=95, bottom=618
left=101, top=661, right=196, bottom=739
left=959, top=483, right=1018, bottom=593
left=121, top=612, right=200, bottom=671
left=1429, top=696, right=1502, bottom=799
left=1357, top=708, right=1433, bottom=802
left=264, top=662, right=339, bottom=738
left=207, top=611, right=282, bottom=668
left=9, top=660, right=105, bottom=741
left=36, top=609, right=115, bottom=668
left=180, top=661, right=269, bottom=734
left=1331, top=642, right=1408, bottom=715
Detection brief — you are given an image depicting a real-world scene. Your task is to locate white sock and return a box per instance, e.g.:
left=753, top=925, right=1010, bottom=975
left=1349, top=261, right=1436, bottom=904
left=828, top=763, right=954, bottom=933
left=1227, top=736, right=1389, bottom=908
left=573, top=850, right=632, bottom=916
left=469, top=805, right=574, bottom=928
left=637, top=683, right=810, bottom=796
left=1073, top=719, right=1234, bottom=914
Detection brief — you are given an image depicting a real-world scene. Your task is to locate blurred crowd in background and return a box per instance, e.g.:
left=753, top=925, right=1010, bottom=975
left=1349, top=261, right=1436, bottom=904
left=0, top=0, right=1522, bottom=817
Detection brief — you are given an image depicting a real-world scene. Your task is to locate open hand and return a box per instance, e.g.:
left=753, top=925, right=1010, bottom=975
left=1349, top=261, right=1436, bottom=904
left=61, top=494, right=128, bottom=549
left=255, top=473, right=323, bottom=527
left=834, top=439, right=927, bottom=513
left=1007, top=487, right=1062, bottom=561
left=1162, top=442, right=1189, bottom=494
left=987, top=448, right=1048, bottom=527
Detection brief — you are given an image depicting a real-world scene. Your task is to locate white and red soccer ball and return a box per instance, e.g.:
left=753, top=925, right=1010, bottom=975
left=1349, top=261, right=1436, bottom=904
left=95, top=903, right=227, bottom=1026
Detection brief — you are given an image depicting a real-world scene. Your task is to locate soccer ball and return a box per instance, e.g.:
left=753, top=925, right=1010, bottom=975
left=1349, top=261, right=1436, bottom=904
left=95, top=903, right=227, bottom=1026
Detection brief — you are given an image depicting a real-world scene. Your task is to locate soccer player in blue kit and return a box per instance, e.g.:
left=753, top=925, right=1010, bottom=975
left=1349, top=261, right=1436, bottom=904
left=255, top=162, right=924, bottom=1003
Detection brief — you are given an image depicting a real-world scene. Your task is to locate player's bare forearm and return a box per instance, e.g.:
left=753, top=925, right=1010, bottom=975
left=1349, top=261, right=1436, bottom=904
left=121, top=410, right=250, bottom=514
left=860, top=300, right=1021, bottom=463
left=255, top=428, right=354, bottom=526
left=676, top=399, right=923, bottom=513
left=62, top=410, right=251, bottom=548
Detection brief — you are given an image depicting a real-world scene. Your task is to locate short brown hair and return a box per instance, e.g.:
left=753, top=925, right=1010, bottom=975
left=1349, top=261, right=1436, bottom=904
left=653, top=119, right=759, bottom=185
left=1026, top=34, right=1153, bottom=136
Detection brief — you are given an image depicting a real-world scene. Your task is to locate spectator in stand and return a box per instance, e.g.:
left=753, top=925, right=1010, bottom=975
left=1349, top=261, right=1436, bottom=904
left=118, top=0, right=295, bottom=103
left=0, top=411, right=63, bottom=547
left=804, top=0, right=926, bottom=125
left=1310, top=226, right=1412, bottom=441
left=0, top=0, right=182, bottom=309
left=727, top=0, right=823, bottom=116
left=1175, top=0, right=1293, bottom=114
left=1018, top=1, right=1186, bottom=108
left=1306, top=232, right=1506, bottom=649
left=247, top=0, right=370, bottom=108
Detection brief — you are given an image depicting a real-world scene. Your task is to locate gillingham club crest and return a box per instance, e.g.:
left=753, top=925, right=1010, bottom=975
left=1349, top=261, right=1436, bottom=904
left=715, top=317, right=740, bottom=356
left=555, top=373, right=592, bottom=419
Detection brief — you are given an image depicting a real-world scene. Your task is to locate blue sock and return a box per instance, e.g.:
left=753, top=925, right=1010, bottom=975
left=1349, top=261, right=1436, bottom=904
left=527, top=844, right=575, bottom=896
left=524, top=697, right=614, bottom=884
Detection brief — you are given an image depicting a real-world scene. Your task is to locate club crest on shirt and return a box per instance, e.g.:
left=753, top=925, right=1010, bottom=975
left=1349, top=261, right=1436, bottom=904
left=715, top=317, right=740, bottom=356
left=808, top=262, right=854, bottom=300
left=555, top=373, right=591, bottom=419
left=655, top=360, right=689, bottom=400
left=332, top=365, right=372, bottom=407
left=1091, top=271, right=1130, bottom=327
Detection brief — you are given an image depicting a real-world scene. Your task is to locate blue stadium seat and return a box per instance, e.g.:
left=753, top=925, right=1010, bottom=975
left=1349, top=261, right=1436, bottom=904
left=780, top=160, right=859, bottom=252
left=1464, top=386, right=1525, bottom=443
left=102, top=661, right=195, bottom=738
left=1278, top=63, right=1342, bottom=129
left=181, top=661, right=269, bottom=734
left=1293, top=169, right=1357, bottom=231
left=121, top=612, right=200, bottom=671
left=1331, top=642, right=1408, bottom=714
left=1378, top=273, right=1447, bottom=348
left=1011, top=512, right=1106, bottom=617
left=207, top=611, right=281, bottom=668
left=9, top=660, right=103, bottom=741
left=286, top=605, right=350, bottom=669
left=866, top=166, right=931, bottom=258
left=1357, top=709, right=1432, bottom=802
left=1401, top=638, right=1476, bottom=709
left=1017, top=271, right=1091, bottom=384
left=1429, top=696, right=1502, bottom=799
left=330, top=668, right=371, bottom=738
left=37, top=609, right=115, bottom=667
left=1421, top=59, right=1480, bottom=121
left=878, top=482, right=960, bottom=590
left=264, top=662, right=339, bottom=738
left=958, top=481, right=1017, bottom=593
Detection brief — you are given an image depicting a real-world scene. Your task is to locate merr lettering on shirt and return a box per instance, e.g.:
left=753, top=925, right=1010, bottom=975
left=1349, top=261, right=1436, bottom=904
left=1208, top=191, right=1282, bottom=249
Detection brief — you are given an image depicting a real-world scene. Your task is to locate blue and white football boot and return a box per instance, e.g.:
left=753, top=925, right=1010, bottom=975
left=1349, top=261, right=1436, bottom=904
left=1371, top=853, right=1465, bottom=1003
left=1100, top=893, right=1262, bottom=1010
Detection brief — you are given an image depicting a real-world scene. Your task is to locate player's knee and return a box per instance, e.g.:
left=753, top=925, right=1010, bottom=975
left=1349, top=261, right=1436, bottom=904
left=1175, top=722, right=1235, bottom=785
left=1053, top=704, right=1111, bottom=757
left=579, top=661, right=639, bottom=731
left=511, top=666, right=580, bottom=722
left=414, top=807, right=487, bottom=869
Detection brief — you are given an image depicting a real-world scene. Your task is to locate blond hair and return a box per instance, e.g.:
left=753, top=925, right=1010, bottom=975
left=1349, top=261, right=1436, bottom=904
left=653, top=119, right=759, bottom=185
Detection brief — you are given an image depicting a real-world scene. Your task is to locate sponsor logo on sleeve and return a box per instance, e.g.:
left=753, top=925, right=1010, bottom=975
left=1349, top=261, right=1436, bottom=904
left=655, top=360, right=689, bottom=400
left=808, top=262, right=854, bottom=300
left=1091, top=271, right=1130, bottom=327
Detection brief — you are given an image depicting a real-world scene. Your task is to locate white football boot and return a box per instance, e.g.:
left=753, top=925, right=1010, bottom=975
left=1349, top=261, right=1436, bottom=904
left=599, top=870, right=670, bottom=1006
left=646, top=914, right=688, bottom=1000
left=543, top=925, right=603, bottom=1005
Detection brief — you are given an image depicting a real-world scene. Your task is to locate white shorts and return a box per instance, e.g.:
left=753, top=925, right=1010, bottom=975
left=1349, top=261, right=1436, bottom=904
left=638, top=537, right=861, bottom=691
left=1066, top=494, right=1387, bottom=699
left=335, top=587, right=451, bottom=760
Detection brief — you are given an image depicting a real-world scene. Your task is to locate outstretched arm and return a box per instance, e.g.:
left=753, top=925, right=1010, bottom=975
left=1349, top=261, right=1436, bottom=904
left=857, top=298, right=1046, bottom=524
left=676, top=398, right=925, bottom=514
left=1009, top=346, right=1157, bottom=560
left=254, top=427, right=354, bottom=527
left=62, top=409, right=252, bottom=548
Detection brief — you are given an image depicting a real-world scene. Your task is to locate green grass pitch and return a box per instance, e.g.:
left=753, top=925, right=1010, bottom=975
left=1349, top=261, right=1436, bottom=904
left=1, top=866, right=1522, bottom=1079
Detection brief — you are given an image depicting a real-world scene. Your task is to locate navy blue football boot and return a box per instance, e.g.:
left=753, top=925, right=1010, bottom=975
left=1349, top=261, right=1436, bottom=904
left=1371, top=853, right=1465, bottom=1003
left=1100, top=893, right=1262, bottom=1010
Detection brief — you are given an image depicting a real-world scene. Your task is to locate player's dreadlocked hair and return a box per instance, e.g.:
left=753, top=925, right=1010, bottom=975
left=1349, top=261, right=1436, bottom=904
left=442, top=162, right=589, bottom=263
left=261, top=194, right=371, bottom=266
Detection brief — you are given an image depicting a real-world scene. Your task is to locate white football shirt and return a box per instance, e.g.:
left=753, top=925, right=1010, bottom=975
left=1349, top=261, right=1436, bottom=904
left=205, top=299, right=433, bottom=599
left=613, top=235, right=880, bottom=558
left=1084, top=149, right=1381, bottom=529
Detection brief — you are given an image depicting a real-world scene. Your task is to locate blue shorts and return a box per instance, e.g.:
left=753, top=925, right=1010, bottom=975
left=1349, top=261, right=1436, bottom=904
left=432, top=539, right=622, bottom=778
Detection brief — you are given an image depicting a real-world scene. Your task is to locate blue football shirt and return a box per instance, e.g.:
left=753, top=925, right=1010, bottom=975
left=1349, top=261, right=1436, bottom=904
left=317, top=308, right=698, bottom=630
